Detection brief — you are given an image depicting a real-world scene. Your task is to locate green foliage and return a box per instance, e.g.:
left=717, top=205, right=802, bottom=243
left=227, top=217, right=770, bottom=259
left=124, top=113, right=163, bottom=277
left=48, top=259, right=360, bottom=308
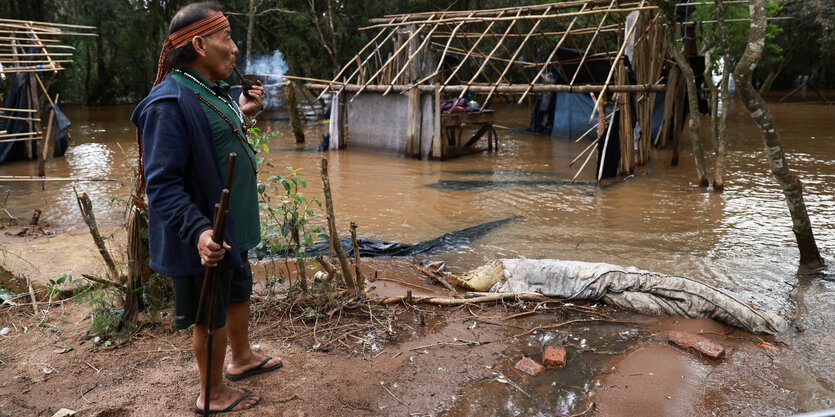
left=81, top=284, right=137, bottom=342
left=247, top=127, right=324, bottom=287
left=46, top=273, right=83, bottom=298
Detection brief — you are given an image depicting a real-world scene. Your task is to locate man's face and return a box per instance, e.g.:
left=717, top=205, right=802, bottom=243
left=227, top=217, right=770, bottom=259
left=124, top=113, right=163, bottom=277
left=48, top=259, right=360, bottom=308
left=199, top=27, right=238, bottom=81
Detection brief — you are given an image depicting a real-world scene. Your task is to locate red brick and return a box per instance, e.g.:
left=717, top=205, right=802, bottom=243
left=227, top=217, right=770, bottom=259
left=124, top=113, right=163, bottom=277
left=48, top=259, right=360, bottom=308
left=514, top=357, right=545, bottom=376
left=667, top=330, right=726, bottom=361
left=542, top=345, right=567, bottom=368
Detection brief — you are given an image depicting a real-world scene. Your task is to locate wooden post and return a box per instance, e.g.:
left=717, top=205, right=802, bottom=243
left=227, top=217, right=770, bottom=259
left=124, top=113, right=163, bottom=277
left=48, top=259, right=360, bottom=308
left=38, top=108, right=54, bottom=177
left=26, top=73, right=40, bottom=160
left=671, top=70, right=686, bottom=166
left=432, top=81, right=442, bottom=159
left=349, top=222, right=365, bottom=291
left=617, top=61, right=634, bottom=175
left=320, top=158, right=355, bottom=289
left=285, top=83, right=305, bottom=143
left=655, top=65, right=678, bottom=148
left=405, top=87, right=421, bottom=158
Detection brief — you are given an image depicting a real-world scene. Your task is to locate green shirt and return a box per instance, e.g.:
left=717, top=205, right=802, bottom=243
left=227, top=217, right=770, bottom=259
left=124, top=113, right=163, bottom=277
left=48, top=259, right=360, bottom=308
left=170, top=67, right=261, bottom=251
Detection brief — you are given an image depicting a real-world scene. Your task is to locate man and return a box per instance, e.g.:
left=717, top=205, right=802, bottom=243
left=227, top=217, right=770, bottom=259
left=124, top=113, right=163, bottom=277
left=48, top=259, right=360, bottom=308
left=131, top=2, right=282, bottom=413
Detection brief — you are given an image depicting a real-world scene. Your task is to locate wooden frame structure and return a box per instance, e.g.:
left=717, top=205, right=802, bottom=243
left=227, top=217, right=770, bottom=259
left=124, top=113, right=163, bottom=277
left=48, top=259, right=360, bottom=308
left=305, top=1, right=674, bottom=179
left=0, top=18, right=96, bottom=176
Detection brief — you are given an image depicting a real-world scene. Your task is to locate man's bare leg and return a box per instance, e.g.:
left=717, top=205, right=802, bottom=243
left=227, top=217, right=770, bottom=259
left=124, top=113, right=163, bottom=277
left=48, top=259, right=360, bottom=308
left=193, top=324, right=261, bottom=411
left=226, top=301, right=283, bottom=376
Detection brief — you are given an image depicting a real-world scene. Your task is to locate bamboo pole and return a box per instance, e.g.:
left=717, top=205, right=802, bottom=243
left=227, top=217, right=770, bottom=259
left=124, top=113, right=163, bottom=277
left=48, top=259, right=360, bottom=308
left=383, top=23, right=443, bottom=95
left=569, top=137, right=600, bottom=167
left=0, top=52, right=72, bottom=57
left=481, top=11, right=551, bottom=109
left=306, top=82, right=665, bottom=94
left=412, top=15, right=472, bottom=87
left=0, top=107, right=37, bottom=113
left=440, top=18, right=499, bottom=91
left=0, top=176, right=114, bottom=182
left=0, top=18, right=97, bottom=30
left=0, top=59, right=71, bottom=65
left=362, top=6, right=658, bottom=31
left=0, top=114, right=40, bottom=121
left=38, top=108, right=54, bottom=177
left=316, top=24, right=398, bottom=100
left=367, top=0, right=623, bottom=26
left=350, top=19, right=434, bottom=102
left=597, top=93, right=617, bottom=182
left=517, top=3, right=589, bottom=104
left=433, top=25, right=620, bottom=38
left=588, top=0, right=645, bottom=122
left=570, top=0, right=617, bottom=85
left=27, top=24, right=56, bottom=73
left=460, top=9, right=523, bottom=100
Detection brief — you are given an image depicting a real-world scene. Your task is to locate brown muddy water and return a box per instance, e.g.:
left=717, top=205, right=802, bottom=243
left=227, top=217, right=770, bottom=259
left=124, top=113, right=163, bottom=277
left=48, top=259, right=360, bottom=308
left=0, top=98, right=833, bottom=416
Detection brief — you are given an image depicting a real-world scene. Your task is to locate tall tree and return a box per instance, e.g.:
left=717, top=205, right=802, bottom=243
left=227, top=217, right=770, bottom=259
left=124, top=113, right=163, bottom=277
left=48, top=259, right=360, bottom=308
left=732, top=0, right=824, bottom=269
left=702, top=0, right=732, bottom=191
left=653, top=0, right=709, bottom=186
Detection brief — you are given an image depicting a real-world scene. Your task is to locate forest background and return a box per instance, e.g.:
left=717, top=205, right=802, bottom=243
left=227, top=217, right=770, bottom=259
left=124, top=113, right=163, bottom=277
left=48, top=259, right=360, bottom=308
left=1, top=0, right=834, bottom=105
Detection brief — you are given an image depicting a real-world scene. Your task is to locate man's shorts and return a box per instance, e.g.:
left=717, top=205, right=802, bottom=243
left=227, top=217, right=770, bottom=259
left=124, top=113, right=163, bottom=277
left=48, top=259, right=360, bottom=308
left=173, top=254, right=252, bottom=330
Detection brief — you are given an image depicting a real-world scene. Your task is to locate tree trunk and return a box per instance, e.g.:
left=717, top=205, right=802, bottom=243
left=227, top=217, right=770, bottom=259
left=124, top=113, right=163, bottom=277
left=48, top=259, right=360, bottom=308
left=246, top=0, right=256, bottom=70
left=732, top=0, right=824, bottom=269
left=705, top=0, right=731, bottom=191
left=655, top=1, right=708, bottom=186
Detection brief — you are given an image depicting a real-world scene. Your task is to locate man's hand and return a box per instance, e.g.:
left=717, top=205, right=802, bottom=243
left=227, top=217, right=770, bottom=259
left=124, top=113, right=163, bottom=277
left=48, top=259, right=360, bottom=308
left=238, top=81, right=264, bottom=118
left=197, top=229, right=231, bottom=267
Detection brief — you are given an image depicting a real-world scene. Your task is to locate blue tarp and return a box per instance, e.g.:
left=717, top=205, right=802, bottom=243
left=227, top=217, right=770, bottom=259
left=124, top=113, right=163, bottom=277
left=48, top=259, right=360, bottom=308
left=550, top=91, right=666, bottom=141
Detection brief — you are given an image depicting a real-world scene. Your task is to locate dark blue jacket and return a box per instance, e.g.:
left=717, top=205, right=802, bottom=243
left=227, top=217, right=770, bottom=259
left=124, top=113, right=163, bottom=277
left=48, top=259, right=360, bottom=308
left=131, top=76, right=244, bottom=277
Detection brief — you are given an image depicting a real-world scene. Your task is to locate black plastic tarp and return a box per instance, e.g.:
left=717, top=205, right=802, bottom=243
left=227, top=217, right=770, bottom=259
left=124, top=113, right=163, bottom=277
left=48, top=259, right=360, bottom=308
left=261, top=216, right=519, bottom=259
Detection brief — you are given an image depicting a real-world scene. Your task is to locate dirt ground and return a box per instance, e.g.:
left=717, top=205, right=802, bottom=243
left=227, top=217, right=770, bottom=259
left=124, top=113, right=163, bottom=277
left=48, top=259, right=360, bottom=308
left=0, top=229, right=807, bottom=417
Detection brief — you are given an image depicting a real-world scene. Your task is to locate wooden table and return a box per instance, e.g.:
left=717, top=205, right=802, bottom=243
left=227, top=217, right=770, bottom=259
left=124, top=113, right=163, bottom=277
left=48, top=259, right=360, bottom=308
left=438, top=109, right=498, bottom=159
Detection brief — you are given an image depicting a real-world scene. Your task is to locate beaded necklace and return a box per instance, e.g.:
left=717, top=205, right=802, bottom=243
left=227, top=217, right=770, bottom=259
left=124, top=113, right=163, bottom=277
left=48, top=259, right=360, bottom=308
left=173, top=68, right=244, bottom=125
left=194, top=93, right=258, bottom=175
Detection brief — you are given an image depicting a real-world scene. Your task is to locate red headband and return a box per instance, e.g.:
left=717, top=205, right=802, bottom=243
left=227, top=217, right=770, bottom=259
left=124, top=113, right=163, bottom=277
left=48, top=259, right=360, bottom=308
left=137, top=11, right=231, bottom=194
left=153, top=11, right=230, bottom=86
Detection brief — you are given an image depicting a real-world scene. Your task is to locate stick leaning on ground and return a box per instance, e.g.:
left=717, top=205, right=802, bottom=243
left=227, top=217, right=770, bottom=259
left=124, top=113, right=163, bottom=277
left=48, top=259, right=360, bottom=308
left=195, top=153, right=236, bottom=416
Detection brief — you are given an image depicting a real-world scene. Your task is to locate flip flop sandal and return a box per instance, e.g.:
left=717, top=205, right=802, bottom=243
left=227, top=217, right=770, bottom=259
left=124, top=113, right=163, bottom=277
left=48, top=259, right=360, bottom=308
left=193, top=388, right=257, bottom=414
left=225, top=356, right=283, bottom=381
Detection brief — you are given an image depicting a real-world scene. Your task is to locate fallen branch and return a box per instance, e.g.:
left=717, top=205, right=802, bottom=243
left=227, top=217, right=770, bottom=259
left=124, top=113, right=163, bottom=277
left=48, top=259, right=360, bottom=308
left=81, top=274, right=125, bottom=291
left=409, top=263, right=457, bottom=293
left=377, top=291, right=550, bottom=306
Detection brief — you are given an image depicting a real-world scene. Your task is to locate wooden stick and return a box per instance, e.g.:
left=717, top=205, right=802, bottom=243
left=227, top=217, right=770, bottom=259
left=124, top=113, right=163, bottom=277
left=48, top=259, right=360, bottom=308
left=349, top=222, right=365, bottom=290
left=26, top=276, right=38, bottom=316
left=517, top=3, right=589, bottom=104
left=569, top=138, right=600, bottom=167
left=320, top=157, right=355, bottom=289
left=75, top=190, right=122, bottom=283
left=575, top=111, right=616, bottom=143
left=81, top=273, right=125, bottom=290
left=0, top=131, right=39, bottom=139
left=409, top=263, right=457, bottom=293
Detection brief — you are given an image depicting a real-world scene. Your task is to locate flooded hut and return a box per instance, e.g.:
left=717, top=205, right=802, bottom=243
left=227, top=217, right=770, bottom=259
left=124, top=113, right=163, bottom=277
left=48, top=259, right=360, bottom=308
left=304, top=1, right=695, bottom=181
left=0, top=18, right=96, bottom=177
